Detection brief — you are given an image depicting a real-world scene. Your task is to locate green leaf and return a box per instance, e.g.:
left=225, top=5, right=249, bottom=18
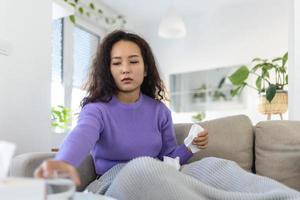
left=192, top=112, right=206, bottom=122
left=266, top=84, right=276, bottom=103
left=251, top=63, right=263, bottom=72
left=98, top=9, right=103, bottom=14
left=228, top=66, right=249, bottom=85
left=217, top=77, right=226, bottom=88
left=68, top=2, right=76, bottom=7
left=89, top=3, right=95, bottom=10
left=282, top=52, right=288, bottom=67
left=86, top=12, right=90, bottom=17
left=252, top=57, right=263, bottom=62
left=256, top=77, right=262, bottom=91
left=278, top=66, right=286, bottom=73
left=262, top=63, right=274, bottom=71
left=285, top=74, right=288, bottom=84
left=230, top=85, right=244, bottom=97
left=78, top=7, right=84, bottom=14
left=58, top=125, right=65, bottom=129
left=252, top=58, right=268, bottom=63
left=52, top=110, right=61, bottom=116
left=62, top=109, right=68, bottom=115
left=69, top=15, right=76, bottom=24
left=262, top=69, right=269, bottom=78
left=74, top=0, right=78, bottom=3
left=272, top=57, right=282, bottom=62
left=51, top=122, right=59, bottom=127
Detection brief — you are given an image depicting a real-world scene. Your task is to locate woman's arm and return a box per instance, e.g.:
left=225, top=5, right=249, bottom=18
left=35, top=103, right=103, bottom=185
left=157, top=107, right=193, bottom=165
left=55, top=103, right=104, bottom=167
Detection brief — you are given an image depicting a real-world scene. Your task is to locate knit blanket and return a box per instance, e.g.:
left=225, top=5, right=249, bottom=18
left=86, top=157, right=300, bottom=200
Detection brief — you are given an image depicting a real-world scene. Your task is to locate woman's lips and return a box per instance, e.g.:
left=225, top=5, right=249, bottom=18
left=121, top=78, right=133, bottom=83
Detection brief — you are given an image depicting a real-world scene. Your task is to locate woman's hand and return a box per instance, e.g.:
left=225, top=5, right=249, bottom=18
left=192, top=129, right=208, bottom=149
left=34, top=159, right=81, bottom=186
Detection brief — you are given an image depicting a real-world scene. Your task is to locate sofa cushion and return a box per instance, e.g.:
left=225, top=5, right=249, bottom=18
left=174, top=115, right=254, bottom=172
left=255, top=120, right=300, bottom=191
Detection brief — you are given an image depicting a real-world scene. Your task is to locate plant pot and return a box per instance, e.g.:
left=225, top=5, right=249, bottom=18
left=257, top=90, right=288, bottom=119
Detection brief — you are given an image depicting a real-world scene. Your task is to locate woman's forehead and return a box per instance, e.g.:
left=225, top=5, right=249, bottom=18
left=111, top=41, right=142, bottom=57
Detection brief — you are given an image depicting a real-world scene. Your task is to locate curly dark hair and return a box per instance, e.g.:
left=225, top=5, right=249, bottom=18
left=81, top=30, right=167, bottom=107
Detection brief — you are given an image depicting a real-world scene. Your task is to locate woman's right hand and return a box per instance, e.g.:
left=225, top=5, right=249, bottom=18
left=34, top=159, right=81, bottom=186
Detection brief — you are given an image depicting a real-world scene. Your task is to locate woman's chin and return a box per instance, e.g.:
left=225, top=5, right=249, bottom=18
left=119, top=86, right=140, bottom=93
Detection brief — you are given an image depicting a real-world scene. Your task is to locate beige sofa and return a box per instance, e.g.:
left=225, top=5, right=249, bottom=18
left=9, top=115, right=300, bottom=191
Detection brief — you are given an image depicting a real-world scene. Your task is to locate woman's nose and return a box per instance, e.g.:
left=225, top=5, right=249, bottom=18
left=121, top=63, right=130, bottom=74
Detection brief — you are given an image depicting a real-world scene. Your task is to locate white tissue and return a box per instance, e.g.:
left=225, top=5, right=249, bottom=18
left=163, top=156, right=180, bottom=171
left=184, top=124, right=204, bottom=153
left=0, top=141, right=16, bottom=179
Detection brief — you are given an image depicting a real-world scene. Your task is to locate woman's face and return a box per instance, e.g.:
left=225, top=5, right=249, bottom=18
left=110, top=40, right=146, bottom=94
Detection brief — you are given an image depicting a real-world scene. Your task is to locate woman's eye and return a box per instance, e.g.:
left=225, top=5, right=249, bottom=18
left=112, top=62, right=121, bottom=65
left=130, top=61, right=139, bottom=64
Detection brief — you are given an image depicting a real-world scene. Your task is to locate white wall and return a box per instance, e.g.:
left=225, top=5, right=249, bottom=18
left=133, top=0, right=289, bottom=124
left=289, top=0, right=300, bottom=120
left=0, top=0, right=52, bottom=154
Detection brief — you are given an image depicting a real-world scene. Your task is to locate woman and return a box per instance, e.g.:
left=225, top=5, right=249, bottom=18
left=35, top=30, right=208, bottom=187
left=35, top=30, right=299, bottom=200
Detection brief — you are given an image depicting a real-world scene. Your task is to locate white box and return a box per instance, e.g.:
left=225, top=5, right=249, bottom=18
left=0, top=177, right=45, bottom=200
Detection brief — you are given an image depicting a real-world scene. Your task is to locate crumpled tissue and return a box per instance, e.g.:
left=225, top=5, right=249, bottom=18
left=163, top=156, right=181, bottom=171
left=184, top=124, right=204, bottom=153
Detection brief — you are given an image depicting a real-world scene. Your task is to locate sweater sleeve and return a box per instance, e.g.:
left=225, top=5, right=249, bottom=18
left=55, top=103, right=104, bottom=167
left=157, top=105, right=193, bottom=165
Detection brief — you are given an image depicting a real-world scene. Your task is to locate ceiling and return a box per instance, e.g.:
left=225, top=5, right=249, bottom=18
left=99, top=0, right=258, bottom=26
left=97, top=0, right=290, bottom=75
left=98, top=0, right=289, bottom=39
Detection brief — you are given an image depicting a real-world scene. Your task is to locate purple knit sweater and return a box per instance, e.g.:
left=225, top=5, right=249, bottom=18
left=55, top=93, right=193, bottom=175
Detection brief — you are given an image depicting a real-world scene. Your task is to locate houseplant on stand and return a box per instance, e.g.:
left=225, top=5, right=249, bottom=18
left=228, top=52, right=288, bottom=120
left=51, top=105, right=72, bottom=151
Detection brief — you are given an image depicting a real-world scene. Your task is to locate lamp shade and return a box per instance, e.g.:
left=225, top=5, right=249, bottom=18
left=158, top=7, right=186, bottom=39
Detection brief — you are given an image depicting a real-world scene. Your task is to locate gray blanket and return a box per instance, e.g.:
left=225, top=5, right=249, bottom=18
left=86, top=157, right=300, bottom=200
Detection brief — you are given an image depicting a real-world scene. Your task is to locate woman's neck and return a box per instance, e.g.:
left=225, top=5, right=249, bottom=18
left=116, top=90, right=141, bottom=104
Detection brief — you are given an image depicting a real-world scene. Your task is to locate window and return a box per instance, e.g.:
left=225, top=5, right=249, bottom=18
left=51, top=18, right=101, bottom=127
left=73, top=26, right=99, bottom=88
left=170, top=66, right=245, bottom=112
left=51, top=18, right=64, bottom=106
left=71, top=26, right=99, bottom=114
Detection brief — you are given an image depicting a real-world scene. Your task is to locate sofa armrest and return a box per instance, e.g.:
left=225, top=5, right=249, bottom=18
left=9, top=152, right=97, bottom=191
left=9, top=152, right=55, bottom=177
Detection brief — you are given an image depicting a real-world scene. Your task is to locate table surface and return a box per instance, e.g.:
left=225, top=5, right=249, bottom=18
left=74, top=192, right=116, bottom=200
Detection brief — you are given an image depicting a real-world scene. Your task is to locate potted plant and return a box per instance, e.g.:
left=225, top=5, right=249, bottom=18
left=192, top=111, right=206, bottom=123
left=51, top=105, right=74, bottom=151
left=61, top=0, right=126, bottom=26
left=192, top=84, right=207, bottom=102
left=228, top=52, right=288, bottom=119
left=51, top=105, right=72, bottom=134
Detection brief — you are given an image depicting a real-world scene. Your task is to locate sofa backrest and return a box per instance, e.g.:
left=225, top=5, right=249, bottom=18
left=174, top=114, right=254, bottom=172
left=11, top=115, right=300, bottom=191
left=255, top=120, right=300, bottom=191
